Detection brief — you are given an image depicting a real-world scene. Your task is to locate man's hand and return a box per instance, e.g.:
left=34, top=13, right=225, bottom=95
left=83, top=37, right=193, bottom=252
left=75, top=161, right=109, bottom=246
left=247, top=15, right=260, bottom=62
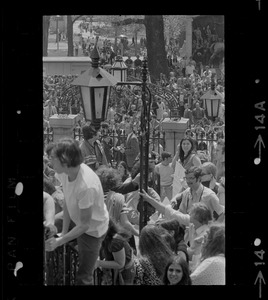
left=45, top=224, right=58, bottom=239
left=45, top=237, right=61, bottom=252
left=170, top=198, right=177, bottom=208
left=94, top=260, right=100, bottom=270
left=139, top=189, right=151, bottom=202
left=191, top=235, right=205, bottom=255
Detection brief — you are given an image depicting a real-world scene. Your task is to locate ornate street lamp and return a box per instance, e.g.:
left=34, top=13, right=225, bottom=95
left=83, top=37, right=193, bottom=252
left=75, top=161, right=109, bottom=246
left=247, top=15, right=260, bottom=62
left=71, top=39, right=118, bottom=129
left=110, top=55, right=127, bottom=82
left=72, top=41, right=152, bottom=230
left=201, top=80, right=223, bottom=122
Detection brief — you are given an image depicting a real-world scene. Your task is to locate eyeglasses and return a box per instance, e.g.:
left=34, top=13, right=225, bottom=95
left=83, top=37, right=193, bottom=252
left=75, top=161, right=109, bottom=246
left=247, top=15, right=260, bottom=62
left=184, top=176, right=196, bottom=181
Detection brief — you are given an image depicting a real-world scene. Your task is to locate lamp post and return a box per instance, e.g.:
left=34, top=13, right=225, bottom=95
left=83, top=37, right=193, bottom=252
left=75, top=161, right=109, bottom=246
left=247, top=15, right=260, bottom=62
left=113, top=58, right=152, bottom=231
left=138, top=58, right=152, bottom=230
left=110, top=55, right=127, bottom=82
left=200, top=80, right=223, bottom=122
left=72, top=38, right=152, bottom=230
left=71, top=38, right=118, bottom=130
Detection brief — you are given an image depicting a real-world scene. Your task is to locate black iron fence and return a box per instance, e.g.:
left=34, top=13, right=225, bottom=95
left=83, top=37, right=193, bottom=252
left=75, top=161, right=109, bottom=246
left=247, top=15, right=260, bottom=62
left=43, top=127, right=54, bottom=148
left=44, top=242, right=79, bottom=286
left=44, top=126, right=221, bottom=164
left=44, top=127, right=166, bottom=164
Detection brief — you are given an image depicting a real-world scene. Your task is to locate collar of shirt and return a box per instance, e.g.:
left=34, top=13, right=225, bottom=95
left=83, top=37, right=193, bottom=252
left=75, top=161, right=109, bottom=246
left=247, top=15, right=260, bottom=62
left=191, top=183, right=203, bottom=200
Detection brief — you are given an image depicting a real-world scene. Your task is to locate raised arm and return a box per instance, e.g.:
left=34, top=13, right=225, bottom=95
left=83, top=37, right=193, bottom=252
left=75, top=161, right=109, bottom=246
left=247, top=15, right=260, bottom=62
left=139, top=189, right=166, bottom=215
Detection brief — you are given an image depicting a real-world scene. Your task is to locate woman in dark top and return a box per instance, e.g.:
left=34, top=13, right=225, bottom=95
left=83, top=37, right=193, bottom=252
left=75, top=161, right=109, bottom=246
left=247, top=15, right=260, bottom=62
left=95, top=219, right=135, bottom=285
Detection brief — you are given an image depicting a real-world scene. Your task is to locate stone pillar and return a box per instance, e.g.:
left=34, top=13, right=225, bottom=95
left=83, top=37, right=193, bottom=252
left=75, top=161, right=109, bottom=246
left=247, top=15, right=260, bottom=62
left=185, top=17, right=193, bottom=59
left=49, top=114, right=80, bottom=142
left=161, top=118, right=189, bottom=156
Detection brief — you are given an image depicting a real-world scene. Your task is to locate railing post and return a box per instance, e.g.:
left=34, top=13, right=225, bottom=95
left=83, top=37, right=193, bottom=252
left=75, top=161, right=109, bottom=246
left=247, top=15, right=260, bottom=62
left=63, top=244, right=66, bottom=285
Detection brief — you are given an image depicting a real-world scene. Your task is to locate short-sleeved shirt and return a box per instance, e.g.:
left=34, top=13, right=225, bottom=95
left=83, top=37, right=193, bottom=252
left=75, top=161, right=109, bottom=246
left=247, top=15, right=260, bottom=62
left=55, top=163, right=109, bottom=237
left=165, top=184, right=224, bottom=226
left=179, top=184, right=224, bottom=217
left=105, top=236, right=132, bottom=266
left=155, top=163, right=174, bottom=186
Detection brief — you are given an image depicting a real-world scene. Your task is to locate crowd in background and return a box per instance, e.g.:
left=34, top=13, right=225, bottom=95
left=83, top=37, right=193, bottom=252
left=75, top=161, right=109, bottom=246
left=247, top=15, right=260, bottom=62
left=43, top=27, right=225, bottom=285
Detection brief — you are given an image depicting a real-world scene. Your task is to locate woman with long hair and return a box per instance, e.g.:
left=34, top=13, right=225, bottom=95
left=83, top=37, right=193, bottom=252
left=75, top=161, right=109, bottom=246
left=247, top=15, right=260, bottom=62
left=175, top=137, right=201, bottom=171
left=172, top=137, right=201, bottom=194
left=190, top=222, right=225, bottom=285
left=133, top=224, right=174, bottom=285
left=162, top=255, right=192, bottom=285
left=117, top=160, right=130, bottom=183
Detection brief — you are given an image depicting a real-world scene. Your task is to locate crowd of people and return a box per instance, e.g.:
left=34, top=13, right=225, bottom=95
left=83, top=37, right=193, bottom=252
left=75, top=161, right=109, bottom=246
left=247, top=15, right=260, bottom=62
left=166, top=24, right=224, bottom=81
left=43, top=28, right=225, bottom=284
left=43, top=119, right=225, bottom=285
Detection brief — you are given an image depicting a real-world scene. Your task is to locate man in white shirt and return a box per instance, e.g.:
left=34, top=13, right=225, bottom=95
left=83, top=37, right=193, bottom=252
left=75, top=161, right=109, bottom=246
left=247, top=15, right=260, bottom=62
left=155, top=151, right=176, bottom=202
left=45, top=137, right=109, bottom=285
left=139, top=166, right=224, bottom=226
left=186, top=61, right=195, bottom=77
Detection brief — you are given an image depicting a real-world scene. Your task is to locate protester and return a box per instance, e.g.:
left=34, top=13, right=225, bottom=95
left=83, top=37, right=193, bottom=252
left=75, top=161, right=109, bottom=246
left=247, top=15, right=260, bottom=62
left=185, top=202, right=212, bottom=271
left=43, top=191, right=57, bottom=239
left=157, top=219, right=189, bottom=262
left=171, top=166, right=225, bottom=222
left=95, top=219, right=135, bottom=285
left=45, top=137, right=109, bottom=285
left=80, top=124, right=109, bottom=171
left=43, top=99, right=57, bottom=121
left=117, top=160, right=130, bottom=183
left=172, top=138, right=201, bottom=171
left=162, top=255, right=192, bottom=285
left=96, top=165, right=139, bottom=239
left=44, top=28, right=225, bottom=285
left=133, top=224, right=174, bottom=285
left=190, top=222, right=225, bottom=285
left=120, top=123, right=139, bottom=171
left=155, top=151, right=176, bottom=202
left=214, top=138, right=225, bottom=181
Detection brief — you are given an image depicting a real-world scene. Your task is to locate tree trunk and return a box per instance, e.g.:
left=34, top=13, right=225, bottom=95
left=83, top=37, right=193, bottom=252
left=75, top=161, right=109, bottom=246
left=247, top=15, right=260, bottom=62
left=67, top=16, right=74, bottom=56
left=144, top=15, right=169, bottom=82
left=43, top=16, right=50, bottom=56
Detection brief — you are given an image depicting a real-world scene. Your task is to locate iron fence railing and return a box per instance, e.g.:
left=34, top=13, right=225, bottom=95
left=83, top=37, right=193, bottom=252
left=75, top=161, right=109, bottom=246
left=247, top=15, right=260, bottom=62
left=44, top=127, right=166, bottom=164
left=44, top=242, right=79, bottom=286
left=43, top=127, right=54, bottom=148
left=44, top=126, right=222, bottom=163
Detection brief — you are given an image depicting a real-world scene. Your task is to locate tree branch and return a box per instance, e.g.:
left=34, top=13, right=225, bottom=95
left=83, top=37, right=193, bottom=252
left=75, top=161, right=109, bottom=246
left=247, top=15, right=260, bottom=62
left=111, top=18, right=145, bottom=26
left=72, top=15, right=84, bottom=24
